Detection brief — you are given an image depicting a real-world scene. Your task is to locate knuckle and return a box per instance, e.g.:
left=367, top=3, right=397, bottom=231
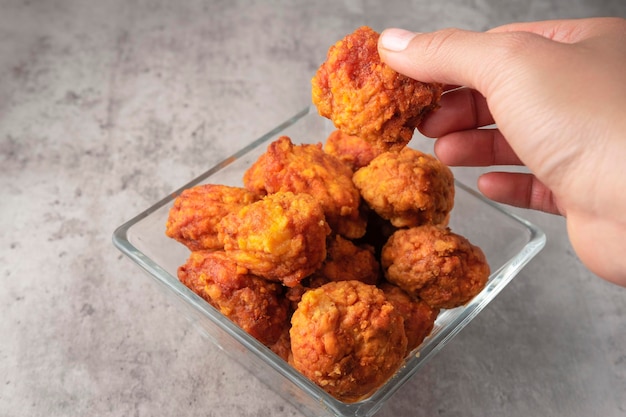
left=420, top=28, right=464, bottom=58
left=494, top=31, right=538, bottom=61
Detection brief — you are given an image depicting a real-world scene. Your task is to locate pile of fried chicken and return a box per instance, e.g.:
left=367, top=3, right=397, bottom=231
left=165, top=26, right=490, bottom=403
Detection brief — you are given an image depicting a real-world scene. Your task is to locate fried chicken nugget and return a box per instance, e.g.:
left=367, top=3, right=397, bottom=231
left=285, top=236, right=380, bottom=310
left=323, top=129, right=382, bottom=172
left=381, top=225, right=490, bottom=309
left=243, top=136, right=366, bottom=239
left=319, top=235, right=380, bottom=285
left=217, top=191, right=331, bottom=287
left=178, top=250, right=290, bottom=347
left=353, top=147, right=455, bottom=228
left=379, top=282, right=439, bottom=353
left=284, top=275, right=331, bottom=313
left=290, top=280, right=407, bottom=402
left=165, top=184, right=259, bottom=251
left=312, top=26, right=443, bottom=151
left=269, top=325, right=292, bottom=362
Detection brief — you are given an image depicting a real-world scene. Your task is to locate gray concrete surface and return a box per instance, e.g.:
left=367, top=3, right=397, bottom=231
left=1, top=1, right=625, bottom=416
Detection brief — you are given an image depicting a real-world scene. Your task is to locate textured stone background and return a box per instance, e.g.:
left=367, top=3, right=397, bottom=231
left=1, top=1, right=625, bottom=416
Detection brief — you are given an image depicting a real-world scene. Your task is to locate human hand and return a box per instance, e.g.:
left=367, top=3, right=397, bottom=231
left=378, top=17, right=626, bottom=286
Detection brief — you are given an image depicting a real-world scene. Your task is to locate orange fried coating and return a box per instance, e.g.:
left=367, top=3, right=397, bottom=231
left=269, top=325, right=292, bottom=362
left=165, top=184, right=258, bottom=251
left=353, top=147, right=455, bottom=228
left=284, top=275, right=331, bottom=312
left=380, top=282, right=439, bottom=353
left=217, top=191, right=331, bottom=287
left=178, top=250, right=290, bottom=347
left=381, top=225, right=490, bottom=309
left=243, top=136, right=366, bottom=239
left=290, top=281, right=407, bottom=402
left=312, top=26, right=443, bottom=152
left=285, top=236, right=381, bottom=310
left=318, top=235, right=380, bottom=285
left=323, top=129, right=382, bottom=172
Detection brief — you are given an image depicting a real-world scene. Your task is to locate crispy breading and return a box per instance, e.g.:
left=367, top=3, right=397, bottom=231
left=381, top=225, right=490, bottom=309
left=290, top=280, right=407, bottom=402
left=353, top=147, right=455, bottom=228
left=165, top=184, right=258, bottom=251
left=178, top=250, right=290, bottom=346
left=243, top=136, right=366, bottom=238
left=217, top=191, right=331, bottom=287
left=318, top=235, right=380, bottom=285
left=284, top=275, right=331, bottom=313
left=312, top=26, right=442, bottom=151
left=379, top=282, right=439, bottom=353
left=268, top=324, right=292, bottom=362
left=285, top=235, right=381, bottom=310
left=323, top=129, right=382, bottom=172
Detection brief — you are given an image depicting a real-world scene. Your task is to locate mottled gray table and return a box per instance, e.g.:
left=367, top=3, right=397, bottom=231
left=2, top=1, right=625, bottom=416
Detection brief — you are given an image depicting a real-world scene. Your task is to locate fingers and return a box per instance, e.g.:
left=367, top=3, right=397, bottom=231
left=378, top=25, right=568, bottom=97
left=419, top=87, right=494, bottom=138
left=378, top=27, right=515, bottom=93
left=378, top=19, right=623, bottom=93
left=478, top=172, right=563, bottom=215
left=434, top=129, right=522, bottom=167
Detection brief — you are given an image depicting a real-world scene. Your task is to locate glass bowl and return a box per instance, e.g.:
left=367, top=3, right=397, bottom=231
left=112, top=105, right=546, bottom=417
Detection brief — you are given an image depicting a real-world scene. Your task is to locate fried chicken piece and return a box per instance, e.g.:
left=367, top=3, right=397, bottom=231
left=177, top=250, right=290, bottom=347
left=285, top=236, right=380, bottom=309
left=165, top=184, right=258, bottom=251
left=217, top=191, right=331, bottom=287
left=353, top=147, right=455, bottom=228
left=312, top=26, right=443, bottom=152
left=243, top=136, right=366, bottom=238
left=269, top=324, right=292, bottom=362
left=318, top=235, right=380, bottom=285
left=380, top=282, right=439, bottom=353
left=381, top=225, right=490, bottom=309
left=285, top=275, right=331, bottom=312
left=323, top=129, right=382, bottom=172
left=290, top=281, right=407, bottom=402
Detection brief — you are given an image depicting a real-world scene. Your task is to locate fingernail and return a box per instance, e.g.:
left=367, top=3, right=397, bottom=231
left=380, top=28, right=420, bottom=51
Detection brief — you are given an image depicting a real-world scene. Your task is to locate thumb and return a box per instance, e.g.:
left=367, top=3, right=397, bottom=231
left=377, top=28, right=533, bottom=95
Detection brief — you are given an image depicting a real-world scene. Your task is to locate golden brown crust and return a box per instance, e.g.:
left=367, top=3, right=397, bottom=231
left=284, top=236, right=380, bottom=311
left=323, top=129, right=382, bottom=172
left=381, top=225, right=490, bottom=309
left=165, top=184, right=258, bottom=251
left=318, top=235, right=380, bottom=285
left=243, top=136, right=366, bottom=238
left=284, top=275, right=331, bottom=313
left=217, top=191, right=331, bottom=287
left=269, top=324, right=292, bottom=362
left=177, top=250, right=290, bottom=346
left=353, top=147, right=455, bottom=228
left=312, top=26, right=443, bottom=152
left=290, top=281, right=407, bottom=402
left=379, top=282, right=439, bottom=352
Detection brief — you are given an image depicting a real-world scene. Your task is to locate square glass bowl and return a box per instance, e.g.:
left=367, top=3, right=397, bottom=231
left=113, top=105, right=546, bottom=417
